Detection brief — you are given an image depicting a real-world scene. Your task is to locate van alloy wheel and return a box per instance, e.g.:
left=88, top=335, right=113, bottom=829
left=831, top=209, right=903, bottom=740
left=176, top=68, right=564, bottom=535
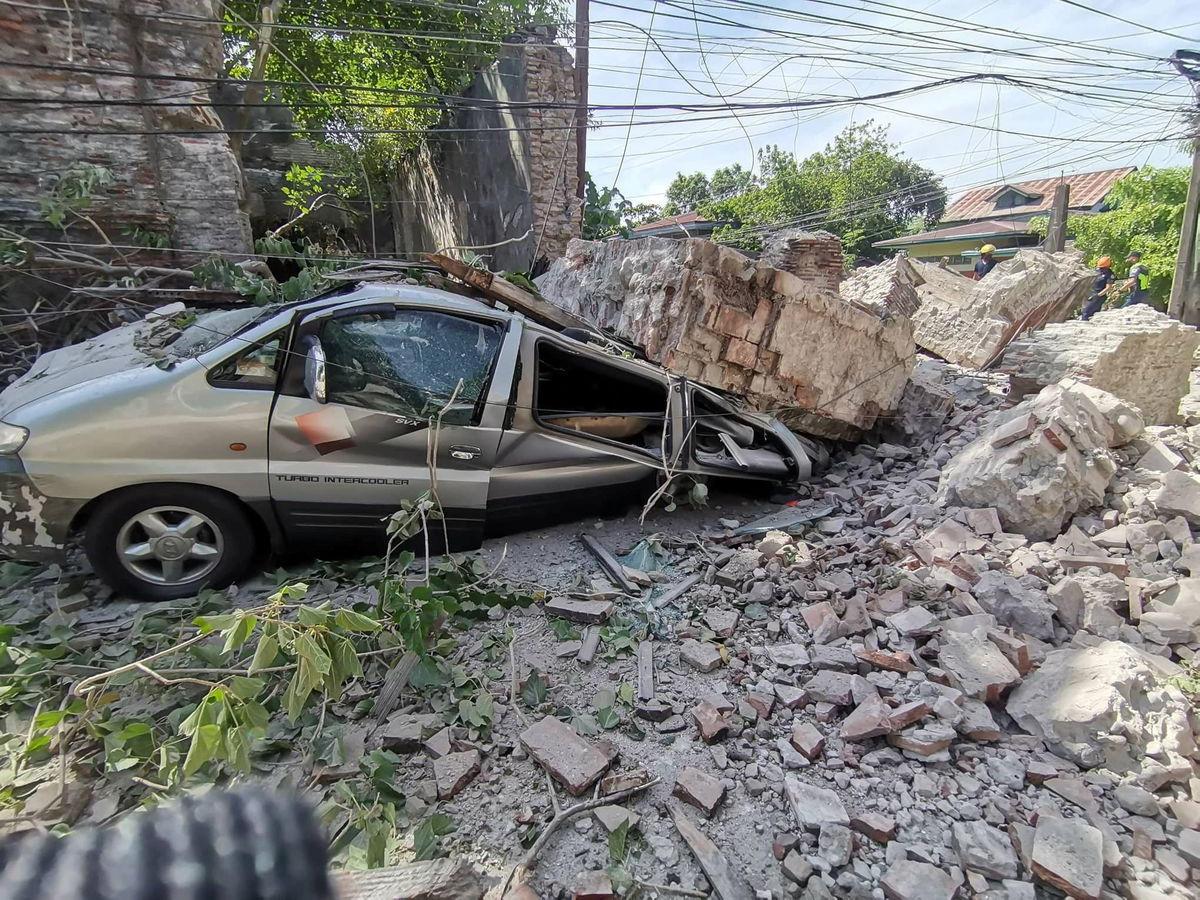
left=115, top=506, right=224, bottom=585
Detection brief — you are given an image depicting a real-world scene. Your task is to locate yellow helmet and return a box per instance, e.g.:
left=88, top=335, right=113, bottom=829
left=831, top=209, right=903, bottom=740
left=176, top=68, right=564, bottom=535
left=980, top=244, right=996, bottom=255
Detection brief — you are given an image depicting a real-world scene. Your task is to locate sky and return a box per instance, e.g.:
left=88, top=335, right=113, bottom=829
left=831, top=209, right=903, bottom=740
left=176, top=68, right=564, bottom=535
left=580, top=0, right=1200, bottom=211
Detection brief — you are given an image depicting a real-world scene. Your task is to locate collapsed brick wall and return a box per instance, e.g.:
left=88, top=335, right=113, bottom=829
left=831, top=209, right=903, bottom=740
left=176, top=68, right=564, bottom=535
left=0, top=0, right=252, bottom=257
left=1000, top=305, right=1200, bottom=426
left=909, top=251, right=1093, bottom=368
left=536, top=237, right=918, bottom=440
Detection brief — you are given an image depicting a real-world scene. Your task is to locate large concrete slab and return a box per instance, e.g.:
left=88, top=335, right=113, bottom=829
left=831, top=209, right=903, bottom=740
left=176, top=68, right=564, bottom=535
left=910, top=250, right=1092, bottom=369
left=536, top=236, right=919, bottom=440
left=1001, top=305, right=1200, bottom=425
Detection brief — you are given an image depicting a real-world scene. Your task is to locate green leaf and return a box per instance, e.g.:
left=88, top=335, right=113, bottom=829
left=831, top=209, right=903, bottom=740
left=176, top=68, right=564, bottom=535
left=520, top=669, right=547, bottom=709
left=334, top=609, right=381, bottom=632
left=249, top=633, right=279, bottom=673
left=229, top=676, right=264, bottom=700
left=617, top=683, right=635, bottom=706
left=222, top=614, right=257, bottom=653
left=225, top=725, right=251, bottom=773
left=283, top=671, right=314, bottom=722
left=413, top=814, right=456, bottom=861
left=572, top=713, right=600, bottom=736
left=295, top=632, right=331, bottom=676
left=593, top=689, right=616, bottom=711
left=596, top=707, right=620, bottom=730
left=297, top=606, right=329, bottom=627
left=608, top=818, right=630, bottom=863
left=33, top=709, right=73, bottom=730
left=194, top=613, right=237, bottom=634
left=183, top=723, right=223, bottom=775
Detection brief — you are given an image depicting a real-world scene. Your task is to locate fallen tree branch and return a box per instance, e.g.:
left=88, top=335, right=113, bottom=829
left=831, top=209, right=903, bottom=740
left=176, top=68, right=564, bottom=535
left=499, top=778, right=659, bottom=895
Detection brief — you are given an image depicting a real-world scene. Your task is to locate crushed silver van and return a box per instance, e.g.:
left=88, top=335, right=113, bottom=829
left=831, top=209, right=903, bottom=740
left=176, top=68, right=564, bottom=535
left=0, top=284, right=819, bottom=599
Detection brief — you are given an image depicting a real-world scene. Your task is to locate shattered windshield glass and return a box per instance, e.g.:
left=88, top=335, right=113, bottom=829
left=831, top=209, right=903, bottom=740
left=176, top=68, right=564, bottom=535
left=171, top=307, right=280, bottom=357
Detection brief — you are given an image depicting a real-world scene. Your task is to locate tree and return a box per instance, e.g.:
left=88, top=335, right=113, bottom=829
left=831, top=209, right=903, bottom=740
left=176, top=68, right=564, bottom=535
left=1046, top=167, right=1188, bottom=309
left=221, top=0, right=562, bottom=172
left=662, top=172, right=713, bottom=216
left=661, top=122, right=946, bottom=259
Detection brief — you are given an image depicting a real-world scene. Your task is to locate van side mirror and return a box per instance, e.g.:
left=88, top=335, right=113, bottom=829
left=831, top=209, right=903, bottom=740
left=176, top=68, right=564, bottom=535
left=302, top=335, right=327, bottom=403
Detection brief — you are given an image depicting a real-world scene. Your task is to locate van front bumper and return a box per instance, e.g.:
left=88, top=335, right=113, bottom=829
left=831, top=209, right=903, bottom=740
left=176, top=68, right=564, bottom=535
left=0, top=458, right=72, bottom=562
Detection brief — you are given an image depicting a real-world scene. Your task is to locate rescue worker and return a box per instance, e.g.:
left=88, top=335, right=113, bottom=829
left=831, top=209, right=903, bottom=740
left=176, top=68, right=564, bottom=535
left=1121, top=252, right=1151, bottom=307
left=1080, top=256, right=1116, bottom=321
left=972, top=244, right=997, bottom=280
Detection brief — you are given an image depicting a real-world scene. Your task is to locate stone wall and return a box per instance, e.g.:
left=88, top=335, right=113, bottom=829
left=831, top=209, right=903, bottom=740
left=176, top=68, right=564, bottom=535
left=1000, top=305, right=1200, bottom=426
left=389, top=35, right=580, bottom=272
left=0, top=0, right=252, bottom=257
left=536, top=237, right=918, bottom=440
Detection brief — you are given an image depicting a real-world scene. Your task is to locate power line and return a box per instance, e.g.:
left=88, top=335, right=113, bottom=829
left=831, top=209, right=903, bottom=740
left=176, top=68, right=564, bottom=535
left=1049, top=0, right=1199, bottom=41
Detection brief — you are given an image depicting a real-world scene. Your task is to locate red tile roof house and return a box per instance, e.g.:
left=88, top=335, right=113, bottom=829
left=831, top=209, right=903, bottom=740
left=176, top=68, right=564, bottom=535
left=872, top=167, right=1134, bottom=274
left=630, top=211, right=736, bottom=239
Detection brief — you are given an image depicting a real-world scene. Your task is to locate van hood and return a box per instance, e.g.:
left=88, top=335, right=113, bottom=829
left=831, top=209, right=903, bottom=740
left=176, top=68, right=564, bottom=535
left=0, top=306, right=264, bottom=418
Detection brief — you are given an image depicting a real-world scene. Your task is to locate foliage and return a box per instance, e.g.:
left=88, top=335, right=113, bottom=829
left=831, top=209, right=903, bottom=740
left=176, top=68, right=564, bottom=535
left=663, top=122, right=945, bottom=259
left=39, top=165, right=114, bottom=229
left=0, top=498, right=538, bottom=869
left=193, top=236, right=356, bottom=305
left=582, top=174, right=662, bottom=240
left=1030, top=166, right=1188, bottom=308
left=221, top=0, right=564, bottom=172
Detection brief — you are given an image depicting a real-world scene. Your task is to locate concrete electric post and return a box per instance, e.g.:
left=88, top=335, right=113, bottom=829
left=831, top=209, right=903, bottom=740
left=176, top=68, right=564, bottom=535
left=1168, top=50, right=1200, bottom=324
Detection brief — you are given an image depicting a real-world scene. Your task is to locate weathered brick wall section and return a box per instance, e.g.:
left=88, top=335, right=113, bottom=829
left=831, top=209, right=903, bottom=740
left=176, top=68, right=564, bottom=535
left=523, top=43, right=581, bottom=264
left=536, top=237, right=918, bottom=440
left=761, top=230, right=845, bottom=295
left=387, top=33, right=580, bottom=271
left=0, top=0, right=252, bottom=256
left=1000, top=306, right=1200, bottom=426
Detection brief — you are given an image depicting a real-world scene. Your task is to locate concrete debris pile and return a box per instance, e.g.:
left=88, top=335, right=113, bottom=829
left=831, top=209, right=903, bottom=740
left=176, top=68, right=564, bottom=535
left=535, top=235, right=921, bottom=440
left=1001, top=305, right=1200, bottom=426
left=938, top=380, right=1144, bottom=540
left=909, top=250, right=1094, bottom=368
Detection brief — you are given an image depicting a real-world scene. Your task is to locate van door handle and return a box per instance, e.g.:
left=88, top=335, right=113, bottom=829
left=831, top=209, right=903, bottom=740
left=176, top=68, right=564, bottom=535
left=449, top=445, right=481, bottom=460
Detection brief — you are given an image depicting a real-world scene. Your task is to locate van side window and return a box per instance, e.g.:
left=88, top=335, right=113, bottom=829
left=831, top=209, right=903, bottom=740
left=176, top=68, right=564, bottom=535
left=321, top=310, right=503, bottom=425
left=209, top=334, right=283, bottom=388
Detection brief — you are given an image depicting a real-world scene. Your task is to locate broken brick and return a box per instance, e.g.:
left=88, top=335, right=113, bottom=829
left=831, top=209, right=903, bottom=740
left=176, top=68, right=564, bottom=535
left=673, top=766, right=726, bottom=817
left=520, top=716, right=613, bottom=796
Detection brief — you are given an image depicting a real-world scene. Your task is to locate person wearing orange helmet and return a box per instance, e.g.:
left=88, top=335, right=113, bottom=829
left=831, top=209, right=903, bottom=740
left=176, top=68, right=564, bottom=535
left=1080, top=255, right=1116, bottom=320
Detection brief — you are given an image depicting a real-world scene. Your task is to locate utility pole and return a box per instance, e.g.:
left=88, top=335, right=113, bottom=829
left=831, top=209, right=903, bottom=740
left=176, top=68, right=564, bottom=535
left=1046, top=180, right=1070, bottom=253
left=573, top=0, right=589, bottom=201
left=1169, top=50, right=1200, bottom=324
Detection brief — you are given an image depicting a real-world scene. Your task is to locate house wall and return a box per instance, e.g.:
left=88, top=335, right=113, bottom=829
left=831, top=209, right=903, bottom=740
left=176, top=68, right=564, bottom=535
left=897, top=237, right=1026, bottom=273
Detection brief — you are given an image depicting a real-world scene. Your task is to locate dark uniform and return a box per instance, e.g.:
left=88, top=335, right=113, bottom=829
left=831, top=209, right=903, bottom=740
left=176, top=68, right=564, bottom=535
left=1081, top=267, right=1115, bottom=320
left=973, top=256, right=997, bottom=279
left=1122, top=262, right=1151, bottom=306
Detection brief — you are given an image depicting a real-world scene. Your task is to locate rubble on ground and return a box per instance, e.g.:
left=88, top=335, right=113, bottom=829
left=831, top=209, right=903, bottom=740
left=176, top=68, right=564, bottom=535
left=909, top=250, right=1093, bottom=368
left=535, top=235, right=920, bottom=440
left=8, top=338, right=1200, bottom=899
left=1002, top=305, right=1200, bottom=425
left=938, top=380, right=1143, bottom=540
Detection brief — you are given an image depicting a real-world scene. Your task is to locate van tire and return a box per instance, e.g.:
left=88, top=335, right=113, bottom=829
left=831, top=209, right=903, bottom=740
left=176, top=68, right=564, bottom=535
left=84, top=485, right=257, bottom=601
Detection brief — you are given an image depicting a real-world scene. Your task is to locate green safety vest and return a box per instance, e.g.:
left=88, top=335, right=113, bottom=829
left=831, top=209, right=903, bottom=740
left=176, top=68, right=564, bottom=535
left=1135, top=267, right=1150, bottom=291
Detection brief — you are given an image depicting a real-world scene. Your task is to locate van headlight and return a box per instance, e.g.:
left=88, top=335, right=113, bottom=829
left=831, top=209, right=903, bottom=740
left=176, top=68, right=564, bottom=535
left=0, top=422, right=29, bottom=454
